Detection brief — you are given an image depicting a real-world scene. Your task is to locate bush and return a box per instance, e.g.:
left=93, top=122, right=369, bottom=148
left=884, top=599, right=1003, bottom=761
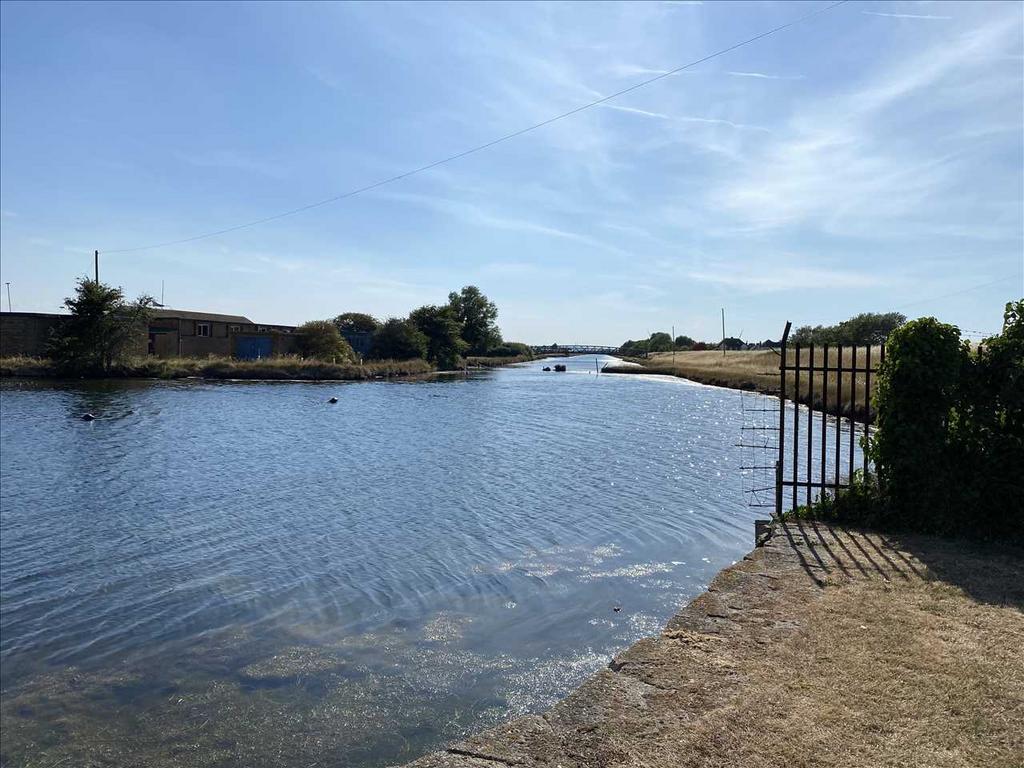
left=294, top=320, right=355, bottom=362
left=486, top=342, right=533, bottom=358
left=370, top=318, right=428, bottom=361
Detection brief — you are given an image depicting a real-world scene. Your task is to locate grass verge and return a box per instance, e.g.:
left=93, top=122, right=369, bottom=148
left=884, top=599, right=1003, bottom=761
left=604, top=349, right=879, bottom=421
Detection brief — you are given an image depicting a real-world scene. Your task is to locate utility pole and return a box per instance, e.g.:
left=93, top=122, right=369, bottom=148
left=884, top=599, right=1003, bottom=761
left=672, top=324, right=676, bottom=365
left=5, top=282, right=11, bottom=312
left=94, top=250, right=99, bottom=284
left=721, top=308, right=726, bottom=357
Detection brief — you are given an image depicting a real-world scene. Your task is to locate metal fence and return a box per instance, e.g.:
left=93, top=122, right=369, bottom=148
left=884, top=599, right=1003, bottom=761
left=773, top=321, right=885, bottom=517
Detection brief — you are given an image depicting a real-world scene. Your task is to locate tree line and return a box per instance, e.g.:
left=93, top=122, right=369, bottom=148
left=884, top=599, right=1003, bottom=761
left=46, top=278, right=527, bottom=374
left=619, top=312, right=909, bottom=356
left=297, top=285, right=530, bottom=368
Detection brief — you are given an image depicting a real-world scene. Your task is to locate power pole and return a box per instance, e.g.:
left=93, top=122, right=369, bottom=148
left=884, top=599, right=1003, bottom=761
left=94, top=250, right=99, bottom=283
left=5, top=282, right=11, bottom=312
left=721, top=308, right=726, bottom=357
left=672, top=324, right=676, bottom=365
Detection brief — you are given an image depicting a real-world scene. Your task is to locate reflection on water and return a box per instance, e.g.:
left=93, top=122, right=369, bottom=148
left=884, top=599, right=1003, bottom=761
left=0, top=357, right=837, bottom=766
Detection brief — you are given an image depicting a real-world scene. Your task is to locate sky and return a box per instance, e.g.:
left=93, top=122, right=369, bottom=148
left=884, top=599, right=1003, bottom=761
left=1, top=0, right=1022, bottom=345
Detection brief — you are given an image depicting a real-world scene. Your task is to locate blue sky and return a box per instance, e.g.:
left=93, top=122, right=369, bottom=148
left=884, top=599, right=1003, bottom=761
left=1, top=0, right=1021, bottom=344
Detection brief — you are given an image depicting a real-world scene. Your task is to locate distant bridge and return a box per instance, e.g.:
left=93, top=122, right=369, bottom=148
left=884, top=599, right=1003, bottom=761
left=530, top=344, right=621, bottom=355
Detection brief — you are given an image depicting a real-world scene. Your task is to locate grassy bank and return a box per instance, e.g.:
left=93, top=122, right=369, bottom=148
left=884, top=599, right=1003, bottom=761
left=604, top=349, right=879, bottom=422
left=464, top=354, right=534, bottom=367
left=0, top=355, right=434, bottom=381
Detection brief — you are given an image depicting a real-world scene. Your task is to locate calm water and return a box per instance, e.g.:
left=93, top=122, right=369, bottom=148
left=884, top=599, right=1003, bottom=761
left=0, top=357, right=836, bottom=767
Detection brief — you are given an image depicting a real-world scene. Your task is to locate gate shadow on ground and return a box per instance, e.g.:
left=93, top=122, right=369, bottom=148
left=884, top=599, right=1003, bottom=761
left=775, top=520, right=1024, bottom=610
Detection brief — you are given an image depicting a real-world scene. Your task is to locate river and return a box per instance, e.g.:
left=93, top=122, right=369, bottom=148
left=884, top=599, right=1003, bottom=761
left=0, top=356, right=842, bottom=766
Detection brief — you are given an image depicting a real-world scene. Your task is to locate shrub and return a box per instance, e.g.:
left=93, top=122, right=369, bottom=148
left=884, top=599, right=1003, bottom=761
left=370, top=318, right=428, bottom=361
left=294, top=320, right=355, bottom=362
left=866, top=317, right=967, bottom=533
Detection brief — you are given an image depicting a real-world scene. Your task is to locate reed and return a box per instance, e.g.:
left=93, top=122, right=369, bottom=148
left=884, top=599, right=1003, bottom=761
left=0, top=355, right=434, bottom=381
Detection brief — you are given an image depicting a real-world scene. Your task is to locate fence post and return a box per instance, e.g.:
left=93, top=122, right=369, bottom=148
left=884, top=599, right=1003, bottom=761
left=776, top=321, right=791, bottom=519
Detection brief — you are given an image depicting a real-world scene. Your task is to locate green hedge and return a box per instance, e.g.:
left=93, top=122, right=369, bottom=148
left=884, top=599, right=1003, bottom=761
left=799, top=301, right=1023, bottom=542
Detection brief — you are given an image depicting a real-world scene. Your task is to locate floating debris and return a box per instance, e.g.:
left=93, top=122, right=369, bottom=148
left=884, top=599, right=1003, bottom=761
left=81, top=413, right=97, bottom=421
left=328, top=397, right=339, bottom=404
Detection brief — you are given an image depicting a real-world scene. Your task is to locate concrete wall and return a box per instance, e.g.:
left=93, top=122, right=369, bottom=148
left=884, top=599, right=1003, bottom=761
left=0, top=312, right=66, bottom=357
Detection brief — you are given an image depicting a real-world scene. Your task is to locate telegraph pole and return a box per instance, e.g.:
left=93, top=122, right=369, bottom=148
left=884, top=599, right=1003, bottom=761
left=5, top=282, right=11, bottom=312
left=721, top=308, right=726, bottom=357
left=672, top=324, right=676, bottom=365
left=94, top=250, right=99, bottom=283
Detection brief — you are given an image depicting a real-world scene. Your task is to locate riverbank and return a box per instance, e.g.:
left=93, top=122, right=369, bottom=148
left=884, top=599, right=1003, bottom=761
left=604, top=349, right=879, bottom=422
left=399, top=521, right=1023, bottom=768
left=0, top=355, right=434, bottom=381
left=464, top=353, right=535, bottom=367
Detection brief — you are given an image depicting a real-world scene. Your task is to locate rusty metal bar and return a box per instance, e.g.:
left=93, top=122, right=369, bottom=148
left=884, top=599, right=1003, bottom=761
left=792, top=343, right=800, bottom=511
left=835, top=344, right=843, bottom=490
left=806, top=343, right=814, bottom=507
left=776, top=322, right=791, bottom=518
left=821, top=344, right=829, bottom=493
left=863, top=344, right=872, bottom=476
left=849, top=345, right=857, bottom=482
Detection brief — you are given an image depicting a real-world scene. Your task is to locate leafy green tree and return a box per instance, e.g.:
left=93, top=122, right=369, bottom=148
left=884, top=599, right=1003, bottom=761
left=674, top=335, right=696, bottom=349
left=448, top=285, right=501, bottom=355
left=647, top=332, right=674, bottom=352
left=370, top=318, right=428, bottom=360
left=48, top=278, right=154, bottom=374
left=792, top=312, right=906, bottom=346
left=410, top=304, right=467, bottom=369
left=618, top=339, right=649, bottom=356
left=295, top=320, right=354, bottom=361
left=332, top=312, right=380, bottom=334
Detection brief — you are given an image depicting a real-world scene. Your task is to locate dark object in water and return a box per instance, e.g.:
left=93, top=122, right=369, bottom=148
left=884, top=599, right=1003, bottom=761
left=81, top=413, right=96, bottom=421
left=612, top=606, right=622, bottom=613
left=328, top=397, right=339, bottom=404
left=554, top=364, right=567, bottom=372
left=542, top=366, right=551, bottom=372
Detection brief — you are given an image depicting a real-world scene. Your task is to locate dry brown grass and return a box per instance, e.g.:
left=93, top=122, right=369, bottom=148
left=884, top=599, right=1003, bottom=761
left=0, top=355, right=434, bottom=380
left=607, top=348, right=881, bottom=421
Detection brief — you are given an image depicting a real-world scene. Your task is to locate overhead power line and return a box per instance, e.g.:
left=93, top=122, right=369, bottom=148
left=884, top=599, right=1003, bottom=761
left=897, top=273, right=1022, bottom=311
left=105, top=0, right=849, bottom=254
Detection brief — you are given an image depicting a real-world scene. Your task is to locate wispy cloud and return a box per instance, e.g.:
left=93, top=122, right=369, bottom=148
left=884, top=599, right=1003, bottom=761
left=713, top=13, right=1022, bottom=233
left=727, top=71, right=805, bottom=80
left=688, top=265, right=885, bottom=293
left=862, top=11, right=953, bottom=20
left=600, top=103, right=771, bottom=132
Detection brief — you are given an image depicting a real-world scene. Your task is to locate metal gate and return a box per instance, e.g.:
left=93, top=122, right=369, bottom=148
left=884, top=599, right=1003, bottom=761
left=235, top=335, right=273, bottom=360
left=773, top=321, right=885, bottom=517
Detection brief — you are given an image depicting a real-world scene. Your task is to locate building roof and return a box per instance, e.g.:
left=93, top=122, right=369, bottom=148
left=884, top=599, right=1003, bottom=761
left=150, top=308, right=253, bottom=323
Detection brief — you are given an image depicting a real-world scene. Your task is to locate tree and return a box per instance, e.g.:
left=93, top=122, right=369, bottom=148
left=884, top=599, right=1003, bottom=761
left=409, top=304, right=467, bottom=369
left=647, top=332, right=674, bottom=352
left=332, top=312, right=380, bottom=334
left=723, top=336, right=744, bottom=351
left=674, top=335, right=696, bottom=349
left=295, top=320, right=354, bottom=361
left=792, top=312, right=906, bottom=346
left=370, top=318, right=428, bottom=360
left=448, top=285, right=501, bottom=355
left=48, top=278, right=154, bottom=374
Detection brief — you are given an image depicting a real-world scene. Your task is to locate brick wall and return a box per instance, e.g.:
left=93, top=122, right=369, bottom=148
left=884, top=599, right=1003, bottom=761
left=0, top=312, right=66, bottom=357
